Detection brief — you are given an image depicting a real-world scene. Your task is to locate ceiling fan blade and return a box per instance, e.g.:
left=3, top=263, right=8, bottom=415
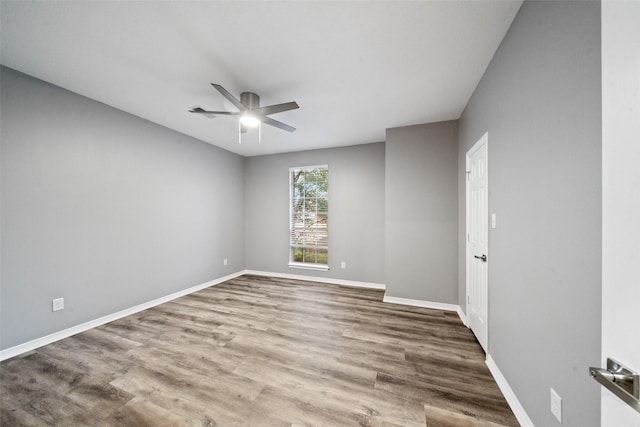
left=189, top=107, right=240, bottom=115
left=211, top=83, right=246, bottom=111
left=261, top=116, right=296, bottom=132
left=254, top=101, right=299, bottom=116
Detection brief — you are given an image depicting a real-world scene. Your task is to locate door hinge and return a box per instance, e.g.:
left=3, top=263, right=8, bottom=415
left=466, top=170, right=471, bottom=180
left=467, top=295, right=470, bottom=304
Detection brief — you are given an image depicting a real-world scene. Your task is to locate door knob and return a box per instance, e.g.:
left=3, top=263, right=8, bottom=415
left=474, top=254, right=487, bottom=262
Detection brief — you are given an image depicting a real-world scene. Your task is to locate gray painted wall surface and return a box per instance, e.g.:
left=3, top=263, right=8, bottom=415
left=457, top=2, right=601, bottom=426
left=385, top=121, right=458, bottom=303
left=244, top=143, right=385, bottom=284
left=1, top=67, right=245, bottom=350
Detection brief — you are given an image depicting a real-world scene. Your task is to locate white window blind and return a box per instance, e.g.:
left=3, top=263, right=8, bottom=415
left=289, top=165, right=328, bottom=269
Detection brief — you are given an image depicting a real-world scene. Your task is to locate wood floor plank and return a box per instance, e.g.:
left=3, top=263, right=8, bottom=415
left=425, top=403, right=512, bottom=427
left=1, top=274, right=519, bottom=426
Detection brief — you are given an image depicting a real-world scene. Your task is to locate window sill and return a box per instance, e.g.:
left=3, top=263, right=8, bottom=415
left=288, top=262, right=330, bottom=271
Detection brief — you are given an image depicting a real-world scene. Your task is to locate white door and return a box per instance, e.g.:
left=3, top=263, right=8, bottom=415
left=601, top=2, right=640, bottom=425
left=466, top=133, right=489, bottom=352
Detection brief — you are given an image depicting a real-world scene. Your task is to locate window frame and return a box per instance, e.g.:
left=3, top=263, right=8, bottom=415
left=288, top=164, right=329, bottom=271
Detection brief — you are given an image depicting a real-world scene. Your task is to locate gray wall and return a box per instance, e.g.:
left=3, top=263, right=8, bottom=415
left=385, top=122, right=458, bottom=303
left=457, top=2, right=601, bottom=426
left=244, top=143, right=385, bottom=284
left=1, top=66, right=245, bottom=350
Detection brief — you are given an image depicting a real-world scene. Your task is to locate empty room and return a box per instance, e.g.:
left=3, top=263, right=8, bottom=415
left=1, top=1, right=638, bottom=426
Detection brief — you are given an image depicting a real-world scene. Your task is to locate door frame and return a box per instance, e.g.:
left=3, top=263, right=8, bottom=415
left=466, top=131, right=489, bottom=351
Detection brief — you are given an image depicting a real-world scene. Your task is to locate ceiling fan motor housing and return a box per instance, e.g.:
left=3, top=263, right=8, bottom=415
left=240, top=92, right=260, bottom=109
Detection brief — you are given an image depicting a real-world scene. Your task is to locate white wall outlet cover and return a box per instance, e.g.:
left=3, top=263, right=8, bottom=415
left=550, top=387, right=562, bottom=423
left=491, top=213, right=497, bottom=229
left=340, top=261, right=346, bottom=269
left=52, top=298, right=64, bottom=312
left=223, top=258, right=228, bottom=266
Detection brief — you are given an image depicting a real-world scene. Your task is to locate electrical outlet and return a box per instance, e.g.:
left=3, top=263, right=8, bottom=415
left=223, top=258, right=228, bottom=266
left=340, top=261, right=346, bottom=269
left=550, top=388, right=562, bottom=423
left=52, top=298, right=64, bottom=312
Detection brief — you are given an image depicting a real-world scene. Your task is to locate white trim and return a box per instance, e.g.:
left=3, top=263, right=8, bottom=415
left=243, top=269, right=385, bottom=290
left=246, top=272, right=466, bottom=326
left=288, top=164, right=328, bottom=173
left=0, top=271, right=245, bottom=362
left=382, top=295, right=466, bottom=325
left=486, top=354, right=535, bottom=427
left=456, top=306, right=468, bottom=326
left=383, top=295, right=459, bottom=312
left=287, top=262, right=330, bottom=271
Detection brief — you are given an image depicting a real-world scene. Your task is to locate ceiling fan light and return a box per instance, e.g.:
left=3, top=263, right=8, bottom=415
left=240, top=113, right=260, bottom=127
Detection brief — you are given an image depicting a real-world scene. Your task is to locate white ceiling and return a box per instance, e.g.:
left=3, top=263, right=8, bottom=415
left=1, top=1, right=521, bottom=157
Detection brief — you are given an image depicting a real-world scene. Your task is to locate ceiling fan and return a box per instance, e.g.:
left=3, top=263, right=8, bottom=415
left=189, top=84, right=299, bottom=137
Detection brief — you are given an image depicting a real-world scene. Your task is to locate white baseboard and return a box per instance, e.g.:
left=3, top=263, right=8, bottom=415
left=456, top=306, right=468, bottom=326
left=382, top=295, right=466, bottom=325
left=245, top=272, right=468, bottom=326
left=382, top=295, right=458, bottom=312
left=243, top=269, right=386, bottom=290
left=486, top=354, right=534, bottom=427
left=0, top=271, right=245, bottom=362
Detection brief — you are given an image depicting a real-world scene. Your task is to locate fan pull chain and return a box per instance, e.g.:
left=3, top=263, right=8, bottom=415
left=258, top=123, right=262, bottom=143
left=238, top=121, right=242, bottom=144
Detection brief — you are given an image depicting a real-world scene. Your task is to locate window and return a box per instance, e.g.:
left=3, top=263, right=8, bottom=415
left=289, top=165, right=328, bottom=270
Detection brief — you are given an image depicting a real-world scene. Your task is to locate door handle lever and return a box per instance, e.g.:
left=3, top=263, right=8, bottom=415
left=474, top=254, right=487, bottom=262
left=590, top=358, right=640, bottom=413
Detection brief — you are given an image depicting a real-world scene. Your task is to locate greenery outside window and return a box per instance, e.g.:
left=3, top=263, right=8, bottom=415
left=289, top=165, right=328, bottom=270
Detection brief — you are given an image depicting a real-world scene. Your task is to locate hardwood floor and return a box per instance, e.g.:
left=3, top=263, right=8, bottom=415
left=1, top=275, right=519, bottom=426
